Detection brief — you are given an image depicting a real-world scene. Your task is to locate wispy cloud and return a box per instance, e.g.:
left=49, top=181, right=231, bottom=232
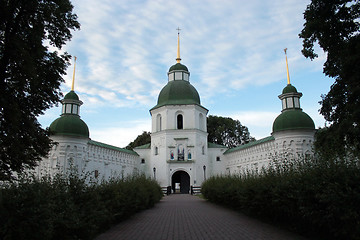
left=90, top=119, right=150, bottom=148
left=227, top=111, right=279, bottom=139
left=60, top=0, right=318, bottom=111
left=38, top=0, right=331, bottom=148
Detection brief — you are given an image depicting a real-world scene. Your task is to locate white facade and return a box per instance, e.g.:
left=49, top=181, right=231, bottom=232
left=38, top=57, right=315, bottom=193
left=36, top=136, right=139, bottom=181
left=224, top=129, right=315, bottom=175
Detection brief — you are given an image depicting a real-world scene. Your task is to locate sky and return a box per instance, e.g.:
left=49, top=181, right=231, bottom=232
left=38, top=0, right=334, bottom=148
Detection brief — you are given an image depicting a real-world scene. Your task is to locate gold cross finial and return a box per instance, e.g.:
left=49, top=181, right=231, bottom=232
left=284, top=48, right=290, bottom=85
left=176, top=27, right=181, bottom=63
left=71, top=56, right=77, bottom=91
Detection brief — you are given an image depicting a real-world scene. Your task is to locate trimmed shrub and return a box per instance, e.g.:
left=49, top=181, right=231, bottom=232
left=202, top=157, right=360, bottom=239
left=0, top=173, right=162, bottom=240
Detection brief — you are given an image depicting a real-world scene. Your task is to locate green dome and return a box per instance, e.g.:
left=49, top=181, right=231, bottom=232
left=64, top=90, right=79, bottom=100
left=50, top=115, right=89, bottom=138
left=169, top=63, right=188, bottom=72
left=282, top=84, right=298, bottom=94
left=152, top=80, right=200, bottom=109
left=273, top=109, right=315, bottom=133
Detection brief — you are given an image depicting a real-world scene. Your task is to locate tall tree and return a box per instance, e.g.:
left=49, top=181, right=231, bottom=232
left=0, top=0, right=80, bottom=180
left=207, top=115, right=254, bottom=148
left=126, top=131, right=151, bottom=150
left=299, top=0, right=360, bottom=156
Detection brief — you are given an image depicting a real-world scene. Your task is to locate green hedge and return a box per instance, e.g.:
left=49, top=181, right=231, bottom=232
left=202, top=157, right=360, bottom=239
left=0, top=174, right=162, bottom=240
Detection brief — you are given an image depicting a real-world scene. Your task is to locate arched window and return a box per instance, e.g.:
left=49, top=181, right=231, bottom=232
left=177, top=114, right=183, bottom=129
left=199, top=113, right=205, bottom=131
left=155, top=147, right=158, bottom=155
left=156, top=114, right=162, bottom=131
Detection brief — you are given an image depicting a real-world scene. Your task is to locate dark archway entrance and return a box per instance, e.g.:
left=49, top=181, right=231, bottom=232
left=172, top=171, right=190, bottom=194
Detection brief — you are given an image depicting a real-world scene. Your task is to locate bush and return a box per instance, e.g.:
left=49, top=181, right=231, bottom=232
left=0, top=173, right=162, bottom=240
left=202, top=156, right=360, bottom=239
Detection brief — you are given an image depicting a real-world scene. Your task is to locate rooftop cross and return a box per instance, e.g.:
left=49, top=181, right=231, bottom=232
left=176, top=27, right=181, bottom=63
left=284, top=48, right=290, bottom=85
left=71, top=56, right=77, bottom=91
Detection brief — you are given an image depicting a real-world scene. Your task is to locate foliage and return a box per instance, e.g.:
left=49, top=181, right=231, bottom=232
left=299, top=0, right=360, bottom=156
left=207, top=115, right=255, bottom=148
left=0, top=173, right=162, bottom=240
left=126, top=131, right=151, bottom=150
left=0, top=0, right=80, bottom=180
left=202, top=156, right=360, bottom=239
left=126, top=117, right=255, bottom=150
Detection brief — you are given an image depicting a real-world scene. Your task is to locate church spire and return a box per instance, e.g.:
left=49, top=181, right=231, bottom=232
left=61, top=56, right=83, bottom=116
left=284, top=48, right=290, bottom=85
left=176, top=27, right=181, bottom=63
left=71, top=56, right=77, bottom=91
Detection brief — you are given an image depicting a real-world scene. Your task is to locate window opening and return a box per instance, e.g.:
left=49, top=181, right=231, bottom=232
left=177, top=114, right=183, bottom=129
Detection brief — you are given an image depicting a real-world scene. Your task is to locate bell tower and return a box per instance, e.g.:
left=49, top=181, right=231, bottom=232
left=147, top=30, right=209, bottom=191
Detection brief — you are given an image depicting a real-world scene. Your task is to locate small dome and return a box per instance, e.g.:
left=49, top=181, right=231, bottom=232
left=272, top=109, right=315, bottom=133
left=282, top=84, right=298, bottom=94
left=50, top=115, right=89, bottom=138
left=64, top=90, right=79, bottom=100
left=152, top=80, right=200, bottom=110
left=169, top=63, right=188, bottom=72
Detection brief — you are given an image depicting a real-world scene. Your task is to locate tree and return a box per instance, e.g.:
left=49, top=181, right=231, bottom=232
left=0, top=0, right=80, bottom=180
left=207, top=115, right=255, bottom=148
left=126, top=131, right=151, bottom=150
left=299, top=0, right=360, bottom=156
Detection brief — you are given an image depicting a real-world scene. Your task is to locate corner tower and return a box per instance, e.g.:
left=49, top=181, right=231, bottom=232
left=49, top=57, right=89, bottom=138
left=46, top=57, right=89, bottom=175
left=147, top=30, right=209, bottom=192
left=272, top=49, right=315, bottom=157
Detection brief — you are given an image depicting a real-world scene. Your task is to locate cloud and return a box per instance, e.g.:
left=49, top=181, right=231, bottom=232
left=226, top=111, right=279, bottom=138
left=57, top=0, right=324, bottom=115
left=89, top=119, right=151, bottom=148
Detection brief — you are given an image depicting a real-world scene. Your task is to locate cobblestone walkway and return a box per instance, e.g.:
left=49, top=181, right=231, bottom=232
left=95, top=194, right=307, bottom=240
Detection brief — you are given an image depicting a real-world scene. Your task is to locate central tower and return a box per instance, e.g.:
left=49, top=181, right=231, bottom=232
left=148, top=31, right=209, bottom=192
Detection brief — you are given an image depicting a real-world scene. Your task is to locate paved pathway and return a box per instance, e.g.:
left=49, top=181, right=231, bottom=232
left=95, top=194, right=307, bottom=240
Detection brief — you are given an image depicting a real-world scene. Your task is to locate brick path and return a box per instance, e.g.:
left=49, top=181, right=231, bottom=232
left=95, top=194, right=307, bottom=240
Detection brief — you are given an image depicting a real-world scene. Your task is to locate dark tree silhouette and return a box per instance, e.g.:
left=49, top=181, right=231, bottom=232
left=0, top=0, right=80, bottom=180
left=207, top=115, right=255, bottom=148
left=299, top=0, right=360, bottom=156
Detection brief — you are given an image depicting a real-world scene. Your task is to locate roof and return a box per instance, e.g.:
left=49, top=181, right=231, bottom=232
left=88, top=140, right=139, bottom=156
left=272, top=109, right=315, bottom=133
left=151, top=80, right=201, bottom=110
left=208, top=142, right=227, bottom=148
left=224, top=136, right=275, bottom=154
left=50, top=115, right=89, bottom=138
left=64, top=90, right=79, bottom=100
left=134, top=143, right=151, bottom=149
left=282, top=84, right=298, bottom=94
left=169, top=63, right=188, bottom=72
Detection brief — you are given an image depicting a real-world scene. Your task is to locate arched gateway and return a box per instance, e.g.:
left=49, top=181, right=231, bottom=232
left=171, top=171, right=190, bottom=194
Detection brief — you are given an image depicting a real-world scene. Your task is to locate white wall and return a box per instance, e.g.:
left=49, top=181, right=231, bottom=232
left=37, top=135, right=141, bottom=182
